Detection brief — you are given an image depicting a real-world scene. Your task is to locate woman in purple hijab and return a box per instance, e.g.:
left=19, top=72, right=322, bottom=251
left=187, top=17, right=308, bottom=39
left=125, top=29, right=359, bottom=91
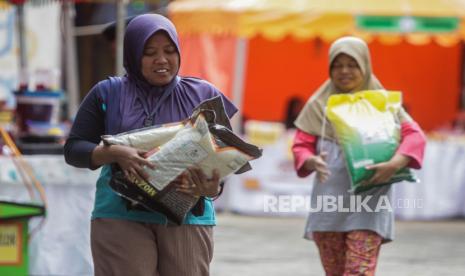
left=65, top=14, right=237, bottom=276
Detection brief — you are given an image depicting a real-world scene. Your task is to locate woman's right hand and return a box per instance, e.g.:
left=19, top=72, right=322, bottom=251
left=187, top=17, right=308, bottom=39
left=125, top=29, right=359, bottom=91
left=91, top=144, right=155, bottom=182
left=303, top=152, right=330, bottom=182
left=111, top=145, right=156, bottom=181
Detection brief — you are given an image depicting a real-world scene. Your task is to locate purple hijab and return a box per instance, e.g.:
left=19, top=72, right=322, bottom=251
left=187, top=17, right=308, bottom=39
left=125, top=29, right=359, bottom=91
left=124, top=14, right=181, bottom=89
left=116, top=14, right=237, bottom=133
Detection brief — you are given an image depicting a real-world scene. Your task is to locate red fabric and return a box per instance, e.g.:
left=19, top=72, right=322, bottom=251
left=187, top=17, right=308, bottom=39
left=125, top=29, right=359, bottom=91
left=242, top=37, right=462, bottom=131
left=396, top=121, right=427, bottom=169
left=178, top=34, right=237, bottom=98
left=292, top=129, right=318, bottom=177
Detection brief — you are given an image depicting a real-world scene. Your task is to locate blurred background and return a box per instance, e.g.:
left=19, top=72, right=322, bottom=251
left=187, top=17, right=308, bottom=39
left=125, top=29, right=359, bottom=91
left=0, top=0, right=464, bottom=275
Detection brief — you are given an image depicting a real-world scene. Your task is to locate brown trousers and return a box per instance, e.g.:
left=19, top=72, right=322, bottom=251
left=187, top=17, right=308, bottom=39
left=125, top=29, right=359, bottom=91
left=91, top=218, right=214, bottom=276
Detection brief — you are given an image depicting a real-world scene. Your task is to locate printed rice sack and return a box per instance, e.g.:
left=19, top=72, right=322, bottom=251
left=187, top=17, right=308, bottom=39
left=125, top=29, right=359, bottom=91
left=102, top=96, right=262, bottom=224
left=326, top=90, right=416, bottom=193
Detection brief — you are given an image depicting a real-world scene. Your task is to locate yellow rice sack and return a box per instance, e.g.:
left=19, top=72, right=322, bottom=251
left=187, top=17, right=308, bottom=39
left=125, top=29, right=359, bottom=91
left=326, top=90, right=416, bottom=193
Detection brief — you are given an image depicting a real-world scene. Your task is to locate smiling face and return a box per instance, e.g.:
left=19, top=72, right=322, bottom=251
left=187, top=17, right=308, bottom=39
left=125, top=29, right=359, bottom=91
left=330, top=53, right=364, bottom=93
left=141, top=31, right=180, bottom=86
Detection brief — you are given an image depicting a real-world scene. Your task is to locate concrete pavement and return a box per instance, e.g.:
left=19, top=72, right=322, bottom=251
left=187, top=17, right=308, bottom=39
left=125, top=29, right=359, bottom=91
left=211, top=213, right=465, bottom=276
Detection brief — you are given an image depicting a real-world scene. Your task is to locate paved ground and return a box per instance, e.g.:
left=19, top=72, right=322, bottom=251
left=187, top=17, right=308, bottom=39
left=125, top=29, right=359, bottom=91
left=211, top=213, right=465, bottom=276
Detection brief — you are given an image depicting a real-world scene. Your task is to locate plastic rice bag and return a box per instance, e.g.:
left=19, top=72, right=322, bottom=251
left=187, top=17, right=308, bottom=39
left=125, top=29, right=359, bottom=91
left=101, top=96, right=232, bottom=151
left=326, top=90, right=416, bottom=193
left=102, top=97, right=262, bottom=224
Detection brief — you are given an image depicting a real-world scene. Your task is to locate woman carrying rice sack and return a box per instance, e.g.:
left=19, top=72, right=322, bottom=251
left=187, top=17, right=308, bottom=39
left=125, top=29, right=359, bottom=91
left=292, top=36, right=426, bottom=275
left=65, top=14, right=237, bottom=276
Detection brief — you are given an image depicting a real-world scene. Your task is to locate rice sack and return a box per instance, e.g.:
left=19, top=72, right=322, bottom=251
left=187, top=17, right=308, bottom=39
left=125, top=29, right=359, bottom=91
left=326, top=90, right=416, bottom=193
left=102, top=97, right=262, bottom=224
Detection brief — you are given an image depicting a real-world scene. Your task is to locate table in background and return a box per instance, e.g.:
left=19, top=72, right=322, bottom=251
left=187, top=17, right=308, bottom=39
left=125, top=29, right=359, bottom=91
left=224, top=137, right=465, bottom=220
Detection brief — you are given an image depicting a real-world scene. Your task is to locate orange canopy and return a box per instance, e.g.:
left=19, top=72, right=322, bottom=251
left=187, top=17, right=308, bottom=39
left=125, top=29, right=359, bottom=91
left=170, top=0, right=465, bottom=46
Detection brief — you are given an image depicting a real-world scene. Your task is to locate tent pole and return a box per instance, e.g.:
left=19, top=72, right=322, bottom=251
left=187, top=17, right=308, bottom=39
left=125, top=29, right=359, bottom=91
left=115, top=0, right=128, bottom=76
left=63, top=0, right=79, bottom=119
left=16, top=3, right=28, bottom=86
left=231, top=37, right=248, bottom=133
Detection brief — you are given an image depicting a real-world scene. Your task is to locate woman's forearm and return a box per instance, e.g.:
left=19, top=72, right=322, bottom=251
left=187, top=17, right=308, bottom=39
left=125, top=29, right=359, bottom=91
left=90, top=145, right=116, bottom=169
left=389, top=153, right=411, bottom=170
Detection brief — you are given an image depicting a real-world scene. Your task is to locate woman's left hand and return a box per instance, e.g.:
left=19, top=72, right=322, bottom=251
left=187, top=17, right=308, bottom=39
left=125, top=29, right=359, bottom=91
left=365, top=154, right=411, bottom=185
left=175, top=167, right=221, bottom=197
